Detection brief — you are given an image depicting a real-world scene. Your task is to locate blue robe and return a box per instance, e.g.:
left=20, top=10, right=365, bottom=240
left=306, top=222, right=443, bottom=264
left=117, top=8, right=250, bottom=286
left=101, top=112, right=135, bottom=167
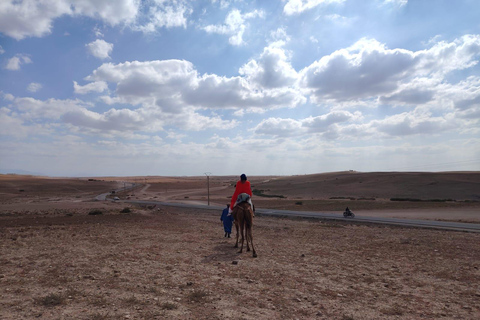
left=220, top=208, right=234, bottom=233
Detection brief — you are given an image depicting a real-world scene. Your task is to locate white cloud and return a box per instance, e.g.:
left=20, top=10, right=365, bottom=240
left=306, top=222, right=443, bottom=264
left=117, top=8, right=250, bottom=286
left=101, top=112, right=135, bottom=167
left=134, top=2, right=191, bottom=33
left=73, top=81, right=108, bottom=94
left=371, top=111, right=455, bottom=137
left=299, top=36, right=480, bottom=103
left=254, top=118, right=303, bottom=137
left=283, top=0, right=345, bottom=16
left=27, top=82, right=42, bottom=93
left=0, top=45, right=4, bottom=54
left=0, top=0, right=191, bottom=40
left=0, top=107, right=28, bottom=138
left=85, top=59, right=305, bottom=112
left=239, top=45, right=298, bottom=89
left=5, top=54, right=32, bottom=70
left=3, top=93, right=15, bottom=101
left=203, top=9, right=264, bottom=46
left=254, top=111, right=358, bottom=138
left=13, top=97, right=92, bottom=120
left=0, top=0, right=139, bottom=40
left=86, top=39, right=113, bottom=59
left=382, top=0, right=408, bottom=8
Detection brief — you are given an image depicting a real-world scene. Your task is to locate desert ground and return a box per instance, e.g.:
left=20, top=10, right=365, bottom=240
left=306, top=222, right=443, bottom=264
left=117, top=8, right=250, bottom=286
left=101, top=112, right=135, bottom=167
left=1, top=172, right=479, bottom=319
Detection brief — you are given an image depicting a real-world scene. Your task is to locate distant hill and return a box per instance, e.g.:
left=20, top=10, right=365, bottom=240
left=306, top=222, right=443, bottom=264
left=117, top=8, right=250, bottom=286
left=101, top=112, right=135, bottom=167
left=253, top=171, right=480, bottom=201
left=0, top=169, right=43, bottom=176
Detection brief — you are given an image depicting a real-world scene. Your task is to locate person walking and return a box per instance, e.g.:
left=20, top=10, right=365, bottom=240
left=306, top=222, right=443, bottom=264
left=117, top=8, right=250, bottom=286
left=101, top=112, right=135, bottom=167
left=220, top=204, right=233, bottom=238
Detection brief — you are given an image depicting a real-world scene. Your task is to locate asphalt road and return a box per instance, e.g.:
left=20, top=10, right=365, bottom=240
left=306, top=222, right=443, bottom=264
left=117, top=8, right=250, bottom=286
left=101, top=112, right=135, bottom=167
left=122, top=199, right=480, bottom=233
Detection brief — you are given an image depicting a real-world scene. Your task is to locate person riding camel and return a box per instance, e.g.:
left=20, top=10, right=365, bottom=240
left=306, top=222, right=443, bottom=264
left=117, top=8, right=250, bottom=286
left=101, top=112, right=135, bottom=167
left=229, top=174, right=253, bottom=215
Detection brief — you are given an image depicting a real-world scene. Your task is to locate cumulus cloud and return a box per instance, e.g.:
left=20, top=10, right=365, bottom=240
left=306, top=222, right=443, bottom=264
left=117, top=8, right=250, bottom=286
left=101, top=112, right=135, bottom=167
left=85, top=59, right=305, bottom=112
left=254, top=118, right=303, bottom=137
left=299, top=36, right=480, bottom=103
left=86, top=39, right=113, bottom=59
left=0, top=0, right=190, bottom=40
left=203, top=9, right=264, bottom=46
left=73, top=81, right=108, bottom=94
left=4, top=94, right=229, bottom=135
left=254, top=111, right=358, bottom=138
left=239, top=45, right=298, bottom=89
left=0, top=107, right=29, bottom=138
left=0, top=0, right=139, bottom=40
left=382, top=0, right=408, bottom=8
left=372, top=111, right=455, bottom=137
left=283, top=0, right=345, bottom=16
left=13, top=97, right=92, bottom=120
left=133, top=2, right=191, bottom=33
left=27, top=82, right=42, bottom=93
left=5, top=54, right=32, bottom=70
left=0, top=45, right=5, bottom=54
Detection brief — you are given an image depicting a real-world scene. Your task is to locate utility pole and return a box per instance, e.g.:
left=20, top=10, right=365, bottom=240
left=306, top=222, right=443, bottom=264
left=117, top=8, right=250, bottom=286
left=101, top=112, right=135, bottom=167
left=204, top=172, right=211, bottom=206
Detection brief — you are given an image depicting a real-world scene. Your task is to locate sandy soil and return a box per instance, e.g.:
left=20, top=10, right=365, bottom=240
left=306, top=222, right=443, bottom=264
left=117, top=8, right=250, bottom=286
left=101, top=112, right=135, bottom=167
left=1, top=173, right=480, bottom=319
left=1, top=204, right=480, bottom=320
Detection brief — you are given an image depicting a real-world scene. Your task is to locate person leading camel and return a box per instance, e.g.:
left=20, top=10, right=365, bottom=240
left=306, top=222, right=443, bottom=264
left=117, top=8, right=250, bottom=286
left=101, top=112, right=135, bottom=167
left=229, top=174, right=253, bottom=214
left=220, top=204, right=233, bottom=238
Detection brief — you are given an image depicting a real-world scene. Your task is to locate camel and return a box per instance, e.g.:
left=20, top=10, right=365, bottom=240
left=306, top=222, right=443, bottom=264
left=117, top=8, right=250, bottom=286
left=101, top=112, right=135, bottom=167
left=232, top=201, right=257, bottom=258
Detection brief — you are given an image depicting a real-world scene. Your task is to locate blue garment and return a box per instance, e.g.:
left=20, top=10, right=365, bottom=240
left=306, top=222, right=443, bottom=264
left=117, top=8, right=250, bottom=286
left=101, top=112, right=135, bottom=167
left=220, top=207, right=234, bottom=233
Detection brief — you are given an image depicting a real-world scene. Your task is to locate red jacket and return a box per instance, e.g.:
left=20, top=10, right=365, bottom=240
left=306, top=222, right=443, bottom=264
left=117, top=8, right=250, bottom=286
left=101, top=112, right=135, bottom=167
left=230, top=180, right=252, bottom=208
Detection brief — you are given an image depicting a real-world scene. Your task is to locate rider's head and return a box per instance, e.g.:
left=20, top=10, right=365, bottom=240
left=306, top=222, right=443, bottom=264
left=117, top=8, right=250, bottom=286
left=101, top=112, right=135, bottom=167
left=240, top=173, right=247, bottom=182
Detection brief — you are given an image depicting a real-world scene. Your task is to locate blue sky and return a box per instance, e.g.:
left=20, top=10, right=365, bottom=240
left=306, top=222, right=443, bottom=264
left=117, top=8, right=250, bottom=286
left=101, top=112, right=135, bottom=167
left=1, top=0, right=479, bottom=176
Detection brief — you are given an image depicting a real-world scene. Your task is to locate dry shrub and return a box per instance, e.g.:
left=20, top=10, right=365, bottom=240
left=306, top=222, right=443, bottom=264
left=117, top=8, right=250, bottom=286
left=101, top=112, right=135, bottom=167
left=161, top=302, right=178, bottom=310
left=188, top=290, right=209, bottom=303
left=381, top=303, right=405, bottom=316
left=35, top=293, right=64, bottom=307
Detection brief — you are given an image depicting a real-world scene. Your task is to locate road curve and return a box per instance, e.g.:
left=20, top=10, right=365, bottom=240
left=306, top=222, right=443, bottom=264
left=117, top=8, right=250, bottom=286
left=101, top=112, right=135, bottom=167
left=123, top=199, right=480, bottom=233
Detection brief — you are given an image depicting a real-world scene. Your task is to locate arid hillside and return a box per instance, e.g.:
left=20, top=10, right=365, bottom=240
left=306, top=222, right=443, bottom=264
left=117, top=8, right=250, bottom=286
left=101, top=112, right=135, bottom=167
left=251, top=171, right=480, bottom=201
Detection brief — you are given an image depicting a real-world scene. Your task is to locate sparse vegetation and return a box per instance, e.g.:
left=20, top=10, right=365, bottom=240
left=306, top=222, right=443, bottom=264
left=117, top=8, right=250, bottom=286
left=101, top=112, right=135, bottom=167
left=120, top=207, right=131, bottom=213
left=253, top=189, right=285, bottom=198
left=330, top=196, right=356, bottom=200
left=161, top=302, right=178, bottom=310
left=88, top=209, right=103, bottom=215
left=188, top=290, right=209, bottom=303
left=390, top=198, right=456, bottom=202
left=35, top=293, right=65, bottom=307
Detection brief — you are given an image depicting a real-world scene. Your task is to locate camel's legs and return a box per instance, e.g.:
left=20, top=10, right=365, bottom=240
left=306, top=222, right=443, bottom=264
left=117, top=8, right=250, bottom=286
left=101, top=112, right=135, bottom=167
left=234, top=221, right=239, bottom=248
left=246, top=225, right=251, bottom=252
left=247, top=226, right=257, bottom=258
left=238, top=221, right=245, bottom=253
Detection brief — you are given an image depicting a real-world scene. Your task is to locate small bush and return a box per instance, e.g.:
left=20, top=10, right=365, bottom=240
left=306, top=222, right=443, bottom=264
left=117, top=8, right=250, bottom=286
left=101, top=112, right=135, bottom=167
left=295, top=201, right=303, bottom=205
left=188, top=290, right=209, bottom=303
left=390, top=198, right=421, bottom=202
left=330, top=196, right=356, bottom=200
left=35, top=293, right=64, bottom=307
left=253, top=189, right=285, bottom=198
left=88, top=209, right=103, bottom=215
left=161, top=302, right=178, bottom=310
left=120, top=207, right=131, bottom=213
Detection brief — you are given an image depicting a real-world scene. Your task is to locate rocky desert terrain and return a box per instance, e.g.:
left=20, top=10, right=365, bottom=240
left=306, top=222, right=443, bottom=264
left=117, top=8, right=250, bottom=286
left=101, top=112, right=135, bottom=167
left=1, top=172, right=479, bottom=319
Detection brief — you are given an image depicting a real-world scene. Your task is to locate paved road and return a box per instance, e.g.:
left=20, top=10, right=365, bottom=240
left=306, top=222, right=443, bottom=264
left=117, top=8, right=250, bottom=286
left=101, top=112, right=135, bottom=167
left=123, top=199, right=480, bottom=233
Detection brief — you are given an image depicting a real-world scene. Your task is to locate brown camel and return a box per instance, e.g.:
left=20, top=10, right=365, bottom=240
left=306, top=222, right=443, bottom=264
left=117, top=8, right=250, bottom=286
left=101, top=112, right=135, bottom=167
left=232, top=202, right=257, bottom=258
